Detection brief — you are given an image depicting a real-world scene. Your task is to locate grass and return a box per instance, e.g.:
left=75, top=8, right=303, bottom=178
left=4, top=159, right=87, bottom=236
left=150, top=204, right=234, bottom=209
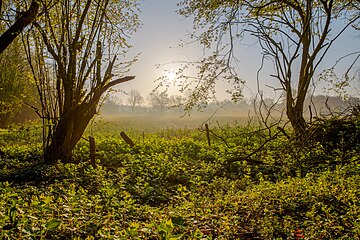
left=0, top=115, right=359, bottom=239
left=96, top=112, right=252, bottom=131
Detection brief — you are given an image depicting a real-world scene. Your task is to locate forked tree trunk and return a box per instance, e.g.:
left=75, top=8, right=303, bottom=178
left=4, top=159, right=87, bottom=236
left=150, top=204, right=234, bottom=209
left=43, top=75, right=134, bottom=163
left=29, top=0, right=137, bottom=163
left=44, top=102, right=97, bottom=163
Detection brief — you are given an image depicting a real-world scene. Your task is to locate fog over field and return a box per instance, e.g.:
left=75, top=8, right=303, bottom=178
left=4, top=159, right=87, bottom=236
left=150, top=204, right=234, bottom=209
left=97, top=94, right=359, bottom=131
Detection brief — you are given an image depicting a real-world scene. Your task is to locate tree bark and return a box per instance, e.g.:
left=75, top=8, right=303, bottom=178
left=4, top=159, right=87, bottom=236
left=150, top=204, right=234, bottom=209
left=0, top=0, right=40, bottom=55
left=287, top=104, right=307, bottom=136
left=43, top=76, right=134, bottom=163
left=44, top=102, right=97, bottom=163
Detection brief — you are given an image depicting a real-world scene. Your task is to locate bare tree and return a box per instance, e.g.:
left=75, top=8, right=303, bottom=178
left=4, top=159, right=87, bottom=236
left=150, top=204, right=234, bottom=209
left=127, top=89, right=144, bottom=111
left=176, top=0, right=360, bottom=135
left=25, top=0, right=140, bottom=163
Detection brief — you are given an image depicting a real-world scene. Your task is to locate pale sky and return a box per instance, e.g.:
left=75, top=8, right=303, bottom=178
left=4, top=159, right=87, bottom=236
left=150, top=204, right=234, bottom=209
left=117, top=0, right=360, bottom=102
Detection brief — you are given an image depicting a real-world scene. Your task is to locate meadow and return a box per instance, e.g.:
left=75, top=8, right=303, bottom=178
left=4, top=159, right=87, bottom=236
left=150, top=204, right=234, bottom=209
left=0, top=113, right=359, bottom=239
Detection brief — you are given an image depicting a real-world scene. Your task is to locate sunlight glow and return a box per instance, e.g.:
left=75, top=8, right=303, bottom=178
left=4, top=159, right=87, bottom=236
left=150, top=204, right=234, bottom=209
left=166, top=70, right=177, bottom=81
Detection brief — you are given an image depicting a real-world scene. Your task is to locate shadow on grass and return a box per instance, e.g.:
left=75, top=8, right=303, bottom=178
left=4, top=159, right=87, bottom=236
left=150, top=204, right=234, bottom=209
left=0, top=153, right=55, bottom=186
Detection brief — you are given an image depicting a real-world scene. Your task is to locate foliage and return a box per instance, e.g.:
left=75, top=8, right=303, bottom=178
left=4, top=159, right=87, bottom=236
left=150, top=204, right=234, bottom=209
left=0, top=36, right=37, bottom=128
left=313, top=116, right=359, bottom=150
left=0, top=118, right=359, bottom=239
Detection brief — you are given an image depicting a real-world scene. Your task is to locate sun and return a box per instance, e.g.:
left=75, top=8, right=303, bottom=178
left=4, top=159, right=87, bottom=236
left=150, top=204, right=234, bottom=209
left=166, top=70, right=177, bottom=81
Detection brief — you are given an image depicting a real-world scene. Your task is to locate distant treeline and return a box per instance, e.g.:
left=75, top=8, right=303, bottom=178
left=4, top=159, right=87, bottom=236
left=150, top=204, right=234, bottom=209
left=1, top=94, right=358, bottom=128
left=100, top=94, right=359, bottom=118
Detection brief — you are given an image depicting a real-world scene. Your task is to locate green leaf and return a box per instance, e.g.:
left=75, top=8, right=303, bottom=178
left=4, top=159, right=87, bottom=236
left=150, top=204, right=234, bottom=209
left=168, top=235, right=184, bottom=240
left=45, top=219, right=62, bottom=230
left=171, top=216, right=185, bottom=226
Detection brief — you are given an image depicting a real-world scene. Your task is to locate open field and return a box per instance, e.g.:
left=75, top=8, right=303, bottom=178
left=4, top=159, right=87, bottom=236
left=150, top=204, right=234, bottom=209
left=0, top=115, right=359, bottom=239
left=98, top=112, right=253, bottom=131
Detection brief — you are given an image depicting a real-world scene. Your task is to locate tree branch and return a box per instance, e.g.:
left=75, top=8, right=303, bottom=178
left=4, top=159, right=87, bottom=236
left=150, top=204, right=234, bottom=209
left=102, top=76, right=135, bottom=94
left=0, top=0, right=40, bottom=54
left=87, top=76, right=135, bottom=106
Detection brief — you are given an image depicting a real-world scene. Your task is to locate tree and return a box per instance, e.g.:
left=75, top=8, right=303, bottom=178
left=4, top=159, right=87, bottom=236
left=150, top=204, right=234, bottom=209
left=0, top=0, right=40, bottom=54
left=127, top=89, right=144, bottom=111
left=169, top=95, right=184, bottom=107
left=148, top=90, right=170, bottom=113
left=176, top=0, right=360, bottom=135
left=26, top=0, right=139, bottom=163
left=101, top=96, right=123, bottom=115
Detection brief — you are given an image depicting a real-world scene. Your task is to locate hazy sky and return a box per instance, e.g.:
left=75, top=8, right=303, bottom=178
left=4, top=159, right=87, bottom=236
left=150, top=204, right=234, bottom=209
left=117, top=0, right=359, bottom=102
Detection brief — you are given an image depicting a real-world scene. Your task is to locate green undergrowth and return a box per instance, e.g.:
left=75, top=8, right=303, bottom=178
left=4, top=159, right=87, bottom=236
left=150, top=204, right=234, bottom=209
left=0, top=118, right=359, bottom=239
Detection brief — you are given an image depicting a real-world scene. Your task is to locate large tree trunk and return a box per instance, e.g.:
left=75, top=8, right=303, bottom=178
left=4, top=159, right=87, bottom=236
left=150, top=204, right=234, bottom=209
left=44, top=102, right=97, bottom=163
left=43, top=76, right=135, bottom=164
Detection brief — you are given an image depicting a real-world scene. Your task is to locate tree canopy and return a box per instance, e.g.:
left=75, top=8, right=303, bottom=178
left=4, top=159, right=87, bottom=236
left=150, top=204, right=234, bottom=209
left=24, top=0, right=140, bottom=162
left=176, top=0, right=360, bottom=134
